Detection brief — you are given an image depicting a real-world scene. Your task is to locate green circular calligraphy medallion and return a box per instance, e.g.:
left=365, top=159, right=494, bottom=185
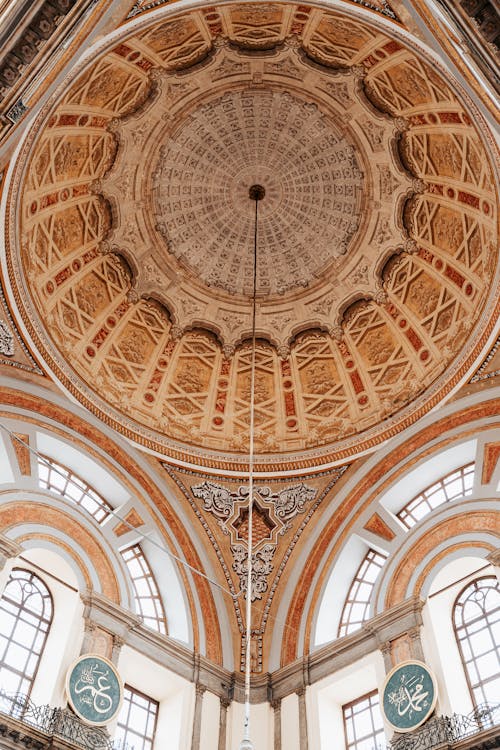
left=66, top=654, right=123, bottom=726
left=381, top=660, right=438, bottom=733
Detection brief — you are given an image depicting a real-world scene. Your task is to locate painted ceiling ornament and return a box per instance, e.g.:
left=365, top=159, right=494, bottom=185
left=193, top=481, right=234, bottom=519
left=66, top=654, right=123, bottom=726
left=6, top=3, right=498, bottom=472
left=0, top=321, right=14, bottom=356
left=232, top=543, right=275, bottom=601
left=192, top=481, right=318, bottom=597
left=381, top=660, right=438, bottom=732
left=192, top=481, right=317, bottom=531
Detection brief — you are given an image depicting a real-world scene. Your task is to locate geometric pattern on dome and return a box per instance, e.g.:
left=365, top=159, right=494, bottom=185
left=6, top=3, right=498, bottom=472
left=153, top=89, right=363, bottom=296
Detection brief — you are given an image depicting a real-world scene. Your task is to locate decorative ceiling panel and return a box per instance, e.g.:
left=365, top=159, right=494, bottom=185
left=5, top=3, right=498, bottom=473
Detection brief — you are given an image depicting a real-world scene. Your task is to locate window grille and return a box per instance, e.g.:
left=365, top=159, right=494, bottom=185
left=120, top=544, right=167, bottom=635
left=114, top=685, right=158, bottom=750
left=397, top=463, right=475, bottom=529
left=453, top=576, right=500, bottom=707
left=343, top=690, right=386, bottom=750
left=37, top=455, right=112, bottom=524
left=0, top=569, right=53, bottom=707
left=338, top=549, right=387, bottom=638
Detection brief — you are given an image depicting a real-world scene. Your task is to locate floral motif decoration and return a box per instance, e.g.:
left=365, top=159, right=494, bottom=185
left=0, top=321, right=14, bottom=356
left=191, top=481, right=317, bottom=599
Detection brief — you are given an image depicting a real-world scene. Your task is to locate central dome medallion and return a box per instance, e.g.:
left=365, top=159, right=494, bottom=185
left=152, top=88, right=363, bottom=296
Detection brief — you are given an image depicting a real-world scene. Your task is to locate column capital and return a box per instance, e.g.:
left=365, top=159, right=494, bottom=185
left=195, top=684, right=206, bottom=698
left=0, top=534, right=22, bottom=570
left=80, top=589, right=142, bottom=641
left=487, top=548, right=500, bottom=569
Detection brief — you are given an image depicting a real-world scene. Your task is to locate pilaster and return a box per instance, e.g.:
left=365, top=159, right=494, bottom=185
left=218, top=698, right=230, bottom=750
left=487, top=548, right=500, bottom=582
left=297, top=688, right=308, bottom=750
left=271, top=699, right=281, bottom=750
left=80, top=590, right=141, bottom=660
left=191, top=684, right=206, bottom=750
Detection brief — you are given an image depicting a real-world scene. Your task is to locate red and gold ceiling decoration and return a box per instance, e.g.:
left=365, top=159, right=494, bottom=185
left=5, top=3, right=498, bottom=473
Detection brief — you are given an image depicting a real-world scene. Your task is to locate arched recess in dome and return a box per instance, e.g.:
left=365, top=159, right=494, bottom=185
left=377, top=508, right=498, bottom=610
left=277, top=395, right=500, bottom=666
left=2, top=1, right=497, bottom=474
left=0, top=500, right=123, bottom=602
left=0, top=384, right=230, bottom=666
left=311, top=437, right=480, bottom=648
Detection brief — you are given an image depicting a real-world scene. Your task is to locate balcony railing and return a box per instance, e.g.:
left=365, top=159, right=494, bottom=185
left=390, top=703, right=500, bottom=750
left=0, top=690, right=497, bottom=750
left=0, top=690, right=115, bottom=750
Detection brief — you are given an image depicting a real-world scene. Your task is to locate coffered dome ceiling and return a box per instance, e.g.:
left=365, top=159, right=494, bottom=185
left=6, top=2, right=498, bottom=473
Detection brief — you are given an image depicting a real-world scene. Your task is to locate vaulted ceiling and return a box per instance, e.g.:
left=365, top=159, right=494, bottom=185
left=0, top=0, right=498, bottom=678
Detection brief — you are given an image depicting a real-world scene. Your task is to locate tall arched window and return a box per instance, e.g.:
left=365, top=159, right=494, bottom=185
left=338, top=549, right=387, bottom=637
left=120, top=544, right=167, bottom=635
left=453, top=576, right=500, bottom=707
left=0, top=569, right=53, bottom=703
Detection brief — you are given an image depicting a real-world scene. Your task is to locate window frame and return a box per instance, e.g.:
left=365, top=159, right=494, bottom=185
left=0, top=567, right=53, bottom=703
left=342, top=688, right=386, bottom=750
left=120, top=544, right=167, bottom=635
left=338, top=549, right=388, bottom=638
left=397, top=462, right=475, bottom=529
left=453, top=575, right=500, bottom=708
left=114, top=683, right=159, bottom=750
left=37, top=454, right=112, bottom=524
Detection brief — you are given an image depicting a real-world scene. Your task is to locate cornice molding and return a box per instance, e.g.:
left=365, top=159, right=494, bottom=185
left=94, top=592, right=424, bottom=703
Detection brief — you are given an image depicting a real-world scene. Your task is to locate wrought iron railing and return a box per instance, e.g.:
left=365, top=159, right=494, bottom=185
left=390, top=703, right=500, bottom=750
left=0, top=690, right=497, bottom=750
left=0, top=690, right=114, bottom=749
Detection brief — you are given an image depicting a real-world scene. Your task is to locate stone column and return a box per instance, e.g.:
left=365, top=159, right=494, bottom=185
left=271, top=699, right=281, bottom=750
left=80, top=620, right=98, bottom=655
left=367, top=596, right=425, bottom=673
left=191, top=684, right=206, bottom=750
left=297, top=688, right=308, bottom=750
left=218, top=698, right=230, bottom=750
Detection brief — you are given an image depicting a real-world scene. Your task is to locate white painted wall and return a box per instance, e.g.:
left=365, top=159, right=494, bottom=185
left=0, top=547, right=85, bottom=708
left=200, top=691, right=220, bottom=750
left=118, top=645, right=194, bottom=750
left=309, top=651, right=387, bottom=750
left=314, top=534, right=368, bottom=647
left=281, top=693, right=301, bottom=750
left=378, top=440, right=477, bottom=514
left=227, top=701, right=273, bottom=750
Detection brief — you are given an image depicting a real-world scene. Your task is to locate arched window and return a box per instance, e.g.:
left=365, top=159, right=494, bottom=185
left=120, top=544, right=167, bottom=635
left=0, top=569, right=53, bottom=703
left=338, top=549, right=387, bottom=637
left=453, top=576, right=500, bottom=706
left=397, top=462, right=474, bottom=529
left=37, top=455, right=112, bottom=524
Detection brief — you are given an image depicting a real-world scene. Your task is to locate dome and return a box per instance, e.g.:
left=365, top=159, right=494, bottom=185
left=6, top=2, right=498, bottom=473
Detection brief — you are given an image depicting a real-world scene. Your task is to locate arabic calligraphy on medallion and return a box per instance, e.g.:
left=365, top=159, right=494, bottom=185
left=381, top=660, right=438, bottom=732
left=66, top=654, right=123, bottom=726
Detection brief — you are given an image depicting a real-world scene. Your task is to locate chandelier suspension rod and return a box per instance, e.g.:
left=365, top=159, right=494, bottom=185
left=241, top=184, right=264, bottom=749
